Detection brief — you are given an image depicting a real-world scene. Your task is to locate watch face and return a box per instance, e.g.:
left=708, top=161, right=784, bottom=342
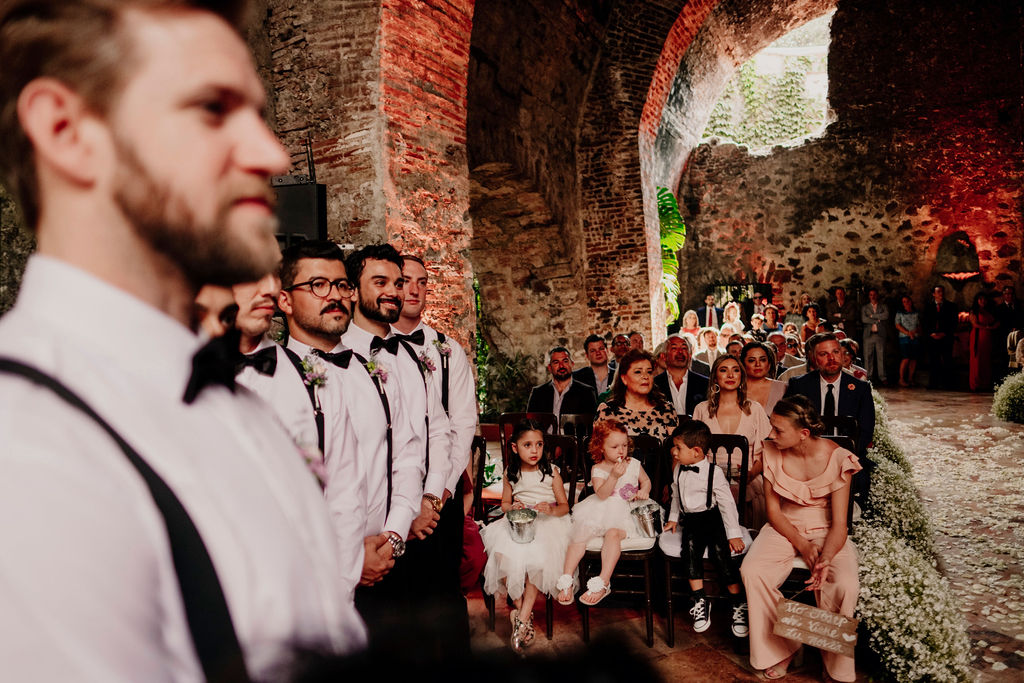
left=390, top=536, right=406, bottom=558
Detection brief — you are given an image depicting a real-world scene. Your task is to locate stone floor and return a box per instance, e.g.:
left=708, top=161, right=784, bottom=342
left=467, top=386, right=1024, bottom=681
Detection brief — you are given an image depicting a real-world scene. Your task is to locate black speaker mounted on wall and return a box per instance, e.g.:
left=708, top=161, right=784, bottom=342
left=272, top=137, right=327, bottom=248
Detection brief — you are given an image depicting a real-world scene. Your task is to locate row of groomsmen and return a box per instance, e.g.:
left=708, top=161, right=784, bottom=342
left=221, top=240, right=478, bottom=658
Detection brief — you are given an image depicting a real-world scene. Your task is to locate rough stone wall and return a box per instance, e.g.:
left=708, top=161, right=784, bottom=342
left=677, top=0, right=1023, bottom=310
left=0, top=184, right=33, bottom=315
left=470, top=162, right=589, bottom=379
left=263, top=0, right=476, bottom=346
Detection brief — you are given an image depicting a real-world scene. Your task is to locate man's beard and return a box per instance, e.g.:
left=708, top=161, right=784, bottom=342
left=552, top=368, right=572, bottom=381
left=113, top=139, right=280, bottom=288
left=293, top=300, right=351, bottom=339
left=359, top=291, right=402, bottom=324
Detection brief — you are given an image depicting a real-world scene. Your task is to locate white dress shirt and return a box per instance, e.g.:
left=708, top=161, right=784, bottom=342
left=667, top=460, right=742, bottom=539
left=665, top=371, right=689, bottom=415
left=819, top=373, right=840, bottom=416
left=340, top=324, right=427, bottom=534
left=394, top=322, right=477, bottom=495
left=236, top=337, right=320, bottom=450
left=0, top=255, right=365, bottom=681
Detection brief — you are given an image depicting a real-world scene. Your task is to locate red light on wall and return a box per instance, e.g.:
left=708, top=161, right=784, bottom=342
left=941, top=271, right=980, bottom=281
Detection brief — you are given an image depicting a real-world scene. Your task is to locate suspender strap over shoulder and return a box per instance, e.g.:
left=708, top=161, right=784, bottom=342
left=0, top=358, right=251, bottom=683
left=281, top=346, right=325, bottom=455
left=397, top=340, right=431, bottom=480
left=437, top=332, right=451, bottom=416
left=353, top=352, right=394, bottom=517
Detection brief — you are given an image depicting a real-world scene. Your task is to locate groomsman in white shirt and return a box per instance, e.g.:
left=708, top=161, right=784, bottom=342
left=341, top=244, right=456, bottom=656
left=392, top=253, right=477, bottom=655
left=0, top=1, right=364, bottom=678
left=275, top=241, right=423, bottom=599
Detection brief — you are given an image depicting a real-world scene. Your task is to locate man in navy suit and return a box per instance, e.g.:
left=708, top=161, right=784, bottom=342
left=696, top=293, right=724, bottom=329
left=527, top=347, right=597, bottom=420
left=654, top=335, right=708, bottom=417
left=785, top=333, right=875, bottom=501
left=573, top=334, right=616, bottom=396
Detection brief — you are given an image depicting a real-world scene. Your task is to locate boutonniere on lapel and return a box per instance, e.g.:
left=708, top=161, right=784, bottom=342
left=300, top=356, right=328, bottom=388
left=432, top=338, right=452, bottom=357
left=365, top=358, right=389, bottom=384
left=418, top=350, right=436, bottom=374
left=847, top=383, right=855, bottom=391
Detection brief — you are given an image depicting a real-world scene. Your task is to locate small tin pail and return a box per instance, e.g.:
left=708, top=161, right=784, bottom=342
left=631, top=501, right=662, bottom=538
left=507, top=508, right=538, bottom=543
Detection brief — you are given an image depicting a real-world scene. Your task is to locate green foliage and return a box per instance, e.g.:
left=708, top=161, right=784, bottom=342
left=474, top=277, right=534, bottom=421
left=703, top=56, right=826, bottom=151
left=656, top=187, right=686, bottom=324
left=991, top=372, right=1024, bottom=423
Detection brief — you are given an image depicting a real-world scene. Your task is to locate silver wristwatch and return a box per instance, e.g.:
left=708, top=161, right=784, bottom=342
left=386, top=532, right=406, bottom=558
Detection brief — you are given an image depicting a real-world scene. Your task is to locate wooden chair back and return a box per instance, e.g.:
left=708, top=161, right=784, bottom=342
left=559, top=412, right=594, bottom=444
left=497, top=412, right=557, bottom=465
left=822, top=415, right=858, bottom=445
left=706, top=433, right=750, bottom=526
left=543, top=433, right=579, bottom=511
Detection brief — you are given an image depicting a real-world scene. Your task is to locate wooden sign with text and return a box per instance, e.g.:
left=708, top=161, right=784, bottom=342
left=773, top=599, right=858, bottom=658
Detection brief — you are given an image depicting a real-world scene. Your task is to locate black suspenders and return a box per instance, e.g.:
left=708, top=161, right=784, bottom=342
left=281, top=346, right=325, bottom=455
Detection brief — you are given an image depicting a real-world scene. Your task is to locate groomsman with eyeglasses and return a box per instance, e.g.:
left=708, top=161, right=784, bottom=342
left=275, top=241, right=423, bottom=601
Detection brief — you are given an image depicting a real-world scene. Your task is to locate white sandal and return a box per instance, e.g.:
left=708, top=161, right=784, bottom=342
left=580, top=576, right=611, bottom=606
left=555, top=574, right=575, bottom=605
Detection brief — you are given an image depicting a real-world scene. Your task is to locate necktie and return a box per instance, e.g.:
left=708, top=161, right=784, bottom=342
left=395, top=329, right=425, bottom=346
left=183, top=330, right=242, bottom=404
left=312, top=348, right=353, bottom=368
left=679, top=465, right=699, bottom=473
left=824, top=383, right=836, bottom=418
left=235, top=346, right=277, bottom=376
left=369, top=335, right=401, bottom=355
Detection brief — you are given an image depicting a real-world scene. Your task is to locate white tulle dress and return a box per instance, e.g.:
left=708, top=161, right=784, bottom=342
left=570, top=457, right=643, bottom=541
left=480, top=467, right=573, bottom=599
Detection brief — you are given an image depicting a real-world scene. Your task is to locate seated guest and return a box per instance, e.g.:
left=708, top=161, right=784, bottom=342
left=740, top=396, right=860, bottom=683
left=695, top=327, right=722, bottom=367
left=681, top=309, right=701, bottom=336
left=693, top=355, right=772, bottom=527
left=748, top=313, right=768, bottom=342
left=629, top=331, right=646, bottom=351
left=654, top=335, right=709, bottom=417
left=763, top=305, right=782, bottom=334
left=726, top=340, right=744, bottom=359
left=742, top=342, right=787, bottom=415
left=718, top=323, right=738, bottom=352
left=801, top=304, right=822, bottom=342
left=596, top=349, right=678, bottom=442
left=610, top=333, right=631, bottom=365
left=768, top=332, right=802, bottom=377
left=839, top=338, right=868, bottom=380
left=698, top=294, right=725, bottom=329
left=723, top=301, right=745, bottom=332
left=785, top=333, right=875, bottom=502
left=653, top=340, right=668, bottom=375
left=574, top=334, right=615, bottom=396
left=781, top=322, right=800, bottom=339
left=784, top=334, right=803, bottom=360
left=527, top=347, right=597, bottom=421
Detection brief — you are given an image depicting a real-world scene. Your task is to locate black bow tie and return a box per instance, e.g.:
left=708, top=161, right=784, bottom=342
left=395, top=329, right=425, bottom=346
left=312, top=348, right=354, bottom=369
left=235, top=346, right=277, bottom=376
left=370, top=336, right=401, bottom=355
left=679, top=465, right=699, bottom=473
left=184, top=329, right=242, bottom=404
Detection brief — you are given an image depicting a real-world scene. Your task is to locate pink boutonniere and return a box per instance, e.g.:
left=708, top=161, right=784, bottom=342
left=432, top=338, right=452, bottom=357
left=418, top=350, right=436, bottom=374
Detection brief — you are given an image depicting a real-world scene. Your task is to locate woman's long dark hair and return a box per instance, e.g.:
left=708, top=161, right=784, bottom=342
left=506, top=419, right=552, bottom=485
left=608, top=349, right=666, bottom=406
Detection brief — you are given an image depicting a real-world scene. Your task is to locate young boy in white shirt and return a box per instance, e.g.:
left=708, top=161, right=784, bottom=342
left=661, top=419, right=749, bottom=637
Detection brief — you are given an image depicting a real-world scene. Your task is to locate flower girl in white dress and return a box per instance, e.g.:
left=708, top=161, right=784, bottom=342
left=480, top=419, right=571, bottom=651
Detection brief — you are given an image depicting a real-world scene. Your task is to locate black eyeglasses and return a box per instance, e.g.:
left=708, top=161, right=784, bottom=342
left=284, top=278, right=354, bottom=298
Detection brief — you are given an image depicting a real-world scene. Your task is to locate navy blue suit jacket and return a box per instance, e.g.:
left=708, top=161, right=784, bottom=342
left=653, top=370, right=708, bottom=417
left=784, top=371, right=875, bottom=456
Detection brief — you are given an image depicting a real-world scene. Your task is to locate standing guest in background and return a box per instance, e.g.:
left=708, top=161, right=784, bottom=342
left=801, top=304, right=822, bottom=343
left=527, top=347, right=597, bottom=420
left=695, top=327, right=722, bottom=368
left=860, top=288, right=890, bottom=386
left=996, top=285, right=1022, bottom=381
left=393, top=254, right=478, bottom=655
left=596, top=349, right=678, bottom=441
left=629, top=331, right=646, bottom=351
left=922, top=285, right=959, bottom=390
left=610, top=333, right=631, bottom=365
left=654, top=334, right=709, bottom=418
left=742, top=342, right=787, bottom=415
left=826, top=286, right=860, bottom=340
left=894, top=295, right=921, bottom=387
left=968, top=292, right=1000, bottom=392
left=574, top=334, right=615, bottom=396
left=681, top=309, right=701, bottom=337
left=0, top=1, right=365, bottom=677
left=698, top=293, right=724, bottom=329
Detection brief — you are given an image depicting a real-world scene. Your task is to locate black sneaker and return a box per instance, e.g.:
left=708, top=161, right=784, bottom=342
left=689, top=597, right=710, bottom=633
left=731, top=602, right=749, bottom=637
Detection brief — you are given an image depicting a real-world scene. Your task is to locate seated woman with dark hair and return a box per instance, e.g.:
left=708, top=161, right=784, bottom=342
left=595, top=349, right=678, bottom=442
left=740, top=396, right=861, bottom=682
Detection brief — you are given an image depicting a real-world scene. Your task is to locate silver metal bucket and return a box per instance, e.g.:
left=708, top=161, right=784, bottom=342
left=507, top=508, right=538, bottom=544
left=631, top=501, right=662, bottom=538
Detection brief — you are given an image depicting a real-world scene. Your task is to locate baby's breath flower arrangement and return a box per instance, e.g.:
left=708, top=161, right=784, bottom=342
left=991, top=372, right=1024, bottom=423
left=854, top=523, right=973, bottom=682
left=863, top=456, right=934, bottom=557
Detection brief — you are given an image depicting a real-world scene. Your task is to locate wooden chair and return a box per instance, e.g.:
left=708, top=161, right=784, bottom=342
left=559, top=412, right=594, bottom=446
left=578, top=433, right=668, bottom=648
left=822, top=415, right=859, bottom=447
left=483, top=434, right=578, bottom=639
left=473, top=424, right=504, bottom=523
left=497, top=412, right=557, bottom=464
left=662, top=434, right=751, bottom=647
